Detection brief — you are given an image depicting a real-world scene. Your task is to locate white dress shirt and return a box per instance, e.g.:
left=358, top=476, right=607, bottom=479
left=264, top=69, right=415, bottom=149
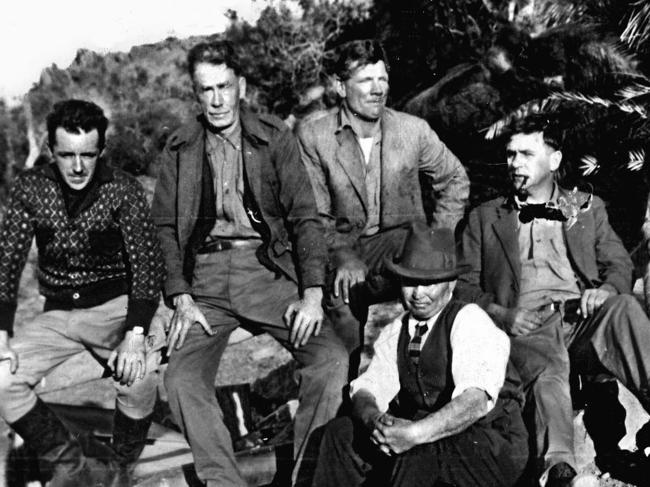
left=350, top=303, right=510, bottom=415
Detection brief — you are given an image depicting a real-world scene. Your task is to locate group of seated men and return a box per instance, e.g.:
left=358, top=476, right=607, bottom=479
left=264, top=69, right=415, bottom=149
left=0, top=36, right=649, bottom=487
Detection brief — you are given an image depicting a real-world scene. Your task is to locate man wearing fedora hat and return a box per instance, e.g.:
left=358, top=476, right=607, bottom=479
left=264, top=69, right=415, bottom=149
left=312, top=224, right=528, bottom=487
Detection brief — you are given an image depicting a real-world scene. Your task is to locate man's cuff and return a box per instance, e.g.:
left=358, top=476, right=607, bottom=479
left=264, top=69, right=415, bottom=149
left=125, top=299, right=158, bottom=334
left=0, top=302, right=16, bottom=336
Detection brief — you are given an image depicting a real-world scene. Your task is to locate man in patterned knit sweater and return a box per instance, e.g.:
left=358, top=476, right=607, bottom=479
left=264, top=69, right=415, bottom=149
left=0, top=99, right=165, bottom=486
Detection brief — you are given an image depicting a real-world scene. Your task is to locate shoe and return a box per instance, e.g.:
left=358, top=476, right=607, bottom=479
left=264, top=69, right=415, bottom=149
left=9, top=399, right=122, bottom=486
left=546, top=462, right=576, bottom=487
left=596, top=448, right=650, bottom=486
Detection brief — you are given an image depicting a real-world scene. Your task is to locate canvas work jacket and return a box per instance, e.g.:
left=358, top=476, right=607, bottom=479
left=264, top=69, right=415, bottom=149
left=152, top=107, right=328, bottom=300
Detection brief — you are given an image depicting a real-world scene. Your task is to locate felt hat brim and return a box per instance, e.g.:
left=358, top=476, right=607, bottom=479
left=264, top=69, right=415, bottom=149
left=384, top=258, right=472, bottom=281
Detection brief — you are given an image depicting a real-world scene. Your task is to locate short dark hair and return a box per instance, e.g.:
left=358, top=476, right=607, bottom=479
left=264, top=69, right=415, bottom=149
left=47, top=99, right=108, bottom=151
left=506, top=114, right=563, bottom=151
left=187, top=40, right=242, bottom=79
left=331, top=39, right=389, bottom=81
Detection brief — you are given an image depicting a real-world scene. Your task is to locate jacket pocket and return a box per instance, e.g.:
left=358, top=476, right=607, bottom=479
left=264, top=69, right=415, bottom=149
left=89, top=229, right=123, bottom=257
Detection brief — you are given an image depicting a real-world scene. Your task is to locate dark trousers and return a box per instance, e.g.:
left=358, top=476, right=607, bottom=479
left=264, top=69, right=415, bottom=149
left=163, top=248, right=349, bottom=486
left=325, top=227, right=410, bottom=372
left=313, top=411, right=528, bottom=487
left=510, top=294, right=650, bottom=472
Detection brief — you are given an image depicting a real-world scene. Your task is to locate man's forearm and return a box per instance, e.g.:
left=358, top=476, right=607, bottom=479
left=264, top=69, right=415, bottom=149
left=412, top=388, right=489, bottom=445
left=352, top=389, right=384, bottom=431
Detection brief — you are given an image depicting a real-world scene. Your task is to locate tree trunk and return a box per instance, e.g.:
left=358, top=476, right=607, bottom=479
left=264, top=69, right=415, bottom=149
left=23, top=98, right=40, bottom=169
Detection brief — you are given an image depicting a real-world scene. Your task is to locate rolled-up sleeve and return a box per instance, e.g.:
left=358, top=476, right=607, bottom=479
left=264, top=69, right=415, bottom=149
left=450, top=303, right=510, bottom=413
left=349, top=317, right=402, bottom=412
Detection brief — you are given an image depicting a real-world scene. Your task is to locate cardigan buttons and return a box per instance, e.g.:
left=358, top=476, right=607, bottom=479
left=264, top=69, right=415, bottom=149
left=72, top=292, right=80, bottom=300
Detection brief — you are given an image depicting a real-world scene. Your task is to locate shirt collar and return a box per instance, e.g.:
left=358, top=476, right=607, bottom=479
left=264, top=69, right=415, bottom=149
left=407, top=309, right=443, bottom=339
left=336, top=103, right=382, bottom=140
left=205, top=119, right=242, bottom=151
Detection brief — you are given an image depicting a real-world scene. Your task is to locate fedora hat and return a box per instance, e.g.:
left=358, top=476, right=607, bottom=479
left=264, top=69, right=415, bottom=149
left=384, top=223, right=471, bottom=281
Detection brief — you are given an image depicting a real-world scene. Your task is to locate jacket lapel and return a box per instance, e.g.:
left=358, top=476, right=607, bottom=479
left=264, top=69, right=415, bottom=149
left=491, top=203, right=521, bottom=289
left=380, top=109, right=405, bottom=216
left=335, top=127, right=368, bottom=213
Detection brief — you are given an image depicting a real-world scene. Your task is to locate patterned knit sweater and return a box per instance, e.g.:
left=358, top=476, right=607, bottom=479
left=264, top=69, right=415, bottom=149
left=0, top=162, right=165, bottom=335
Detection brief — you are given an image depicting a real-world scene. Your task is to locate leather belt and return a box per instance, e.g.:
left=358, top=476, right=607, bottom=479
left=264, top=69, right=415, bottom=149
left=197, top=238, right=261, bottom=254
left=534, top=297, right=582, bottom=324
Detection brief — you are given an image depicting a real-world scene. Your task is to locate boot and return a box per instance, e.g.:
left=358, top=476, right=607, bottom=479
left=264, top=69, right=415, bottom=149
left=112, top=408, right=153, bottom=466
left=9, top=398, right=121, bottom=487
left=111, top=408, right=154, bottom=485
left=582, top=378, right=626, bottom=459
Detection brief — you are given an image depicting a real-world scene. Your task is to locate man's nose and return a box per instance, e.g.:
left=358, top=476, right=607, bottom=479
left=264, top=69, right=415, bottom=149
left=370, top=79, right=384, bottom=94
left=413, top=286, right=425, bottom=298
left=72, top=156, right=84, bottom=173
left=211, top=90, right=224, bottom=106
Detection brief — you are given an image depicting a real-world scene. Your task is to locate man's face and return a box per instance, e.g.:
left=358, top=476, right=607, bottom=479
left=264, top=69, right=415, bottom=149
left=401, top=280, right=455, bottom=321
left=337, top=61, right=389, bottom=120
left=193, top=62, right=246, bottom=131
left=52, top=127, right=100, bottom=190
left=506, top=132, right=561, bottom=197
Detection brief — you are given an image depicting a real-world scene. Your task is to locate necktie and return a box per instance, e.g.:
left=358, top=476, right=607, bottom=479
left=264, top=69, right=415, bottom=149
left=408, top=322, right=429, bottom=366
left=518, top=204, right=566, bottom=224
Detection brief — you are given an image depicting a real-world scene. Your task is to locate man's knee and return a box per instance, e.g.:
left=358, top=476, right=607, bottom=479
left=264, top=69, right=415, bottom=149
left=604, top=294, right=646, bottom=321
left=0, top=362, right=23, bottom=395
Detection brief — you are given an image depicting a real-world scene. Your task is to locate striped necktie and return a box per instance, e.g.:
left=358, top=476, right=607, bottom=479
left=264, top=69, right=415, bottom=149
left=408, top=322, right=429, bottom=366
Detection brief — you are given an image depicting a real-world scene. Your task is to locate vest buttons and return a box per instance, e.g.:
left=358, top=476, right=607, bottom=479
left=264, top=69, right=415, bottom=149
left=72, top=292, right=80, bottom=300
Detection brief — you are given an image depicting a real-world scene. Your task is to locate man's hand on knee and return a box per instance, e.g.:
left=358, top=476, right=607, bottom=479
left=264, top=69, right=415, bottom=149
left=0, top=331, right=17, bottom=374
left=108, top=329, right=146, bottom=386
left=581, top=285, right=616, bottom=317
left=333, top=259, right=367, bottom=304
left=166, top=294, right=213, bottom=356
left=283, top=287, right=324, bottom=348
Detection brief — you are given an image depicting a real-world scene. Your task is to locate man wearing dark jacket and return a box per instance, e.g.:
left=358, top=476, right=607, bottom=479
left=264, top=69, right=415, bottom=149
left=457, top=114, right=650, bottom=486
left=151, top=40, right=348, bottom=487
left=0, top=99, right=165, bottom=486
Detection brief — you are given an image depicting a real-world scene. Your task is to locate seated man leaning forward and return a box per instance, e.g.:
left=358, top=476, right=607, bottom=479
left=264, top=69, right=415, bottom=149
left=0, top=99, right=165, bottom=486
left=457, top=114, right=650, bottom=486
left=313, top=224, right=528, bottom=487
left=151, top=40, right=348, bottom=487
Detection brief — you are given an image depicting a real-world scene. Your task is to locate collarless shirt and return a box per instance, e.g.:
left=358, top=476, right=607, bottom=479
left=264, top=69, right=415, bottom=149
left=349, top=303, right=510, bottom=414
left=205, top=122, right=260, bottom=239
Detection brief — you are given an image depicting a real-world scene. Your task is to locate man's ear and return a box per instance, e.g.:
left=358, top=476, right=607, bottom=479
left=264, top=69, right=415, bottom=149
left=334, top=76, right=346, bottom=99
left=238, top=76, right=247, bottom=100
left=550, top=150, right=562, bottom=172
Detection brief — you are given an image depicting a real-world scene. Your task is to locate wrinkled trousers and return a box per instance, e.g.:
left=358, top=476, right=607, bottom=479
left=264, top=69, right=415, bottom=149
left=510, top=294, right=650, bottom=474
left=164, top=248, right=349, bottom=487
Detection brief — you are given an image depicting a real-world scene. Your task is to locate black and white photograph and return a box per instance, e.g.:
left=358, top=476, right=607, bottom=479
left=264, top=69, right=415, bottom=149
left=1, top=1, right=650, bottom=486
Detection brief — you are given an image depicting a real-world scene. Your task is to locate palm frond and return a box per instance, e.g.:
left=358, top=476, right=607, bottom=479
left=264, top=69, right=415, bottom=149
left=622, top=1, right=650, bottom=50
left=618, top=82, right=650, bottom=101
left=580, top=155, right=600, bottom=176
left=628, top=149, right=646, bottom=171
left=484, top=91, right=649, bottom=140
